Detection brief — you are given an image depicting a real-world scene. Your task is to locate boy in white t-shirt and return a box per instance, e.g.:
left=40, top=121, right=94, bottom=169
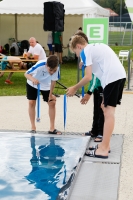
left=67, top=35, right=126, bottom=159
left=24, top=55, right=62, bottom=135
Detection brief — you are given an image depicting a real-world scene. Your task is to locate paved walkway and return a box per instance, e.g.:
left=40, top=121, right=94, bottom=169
left=0, top=88, right=133, bottom=199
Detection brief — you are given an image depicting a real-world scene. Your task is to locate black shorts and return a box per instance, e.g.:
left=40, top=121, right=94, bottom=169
left=26, top=83, right=50, bottom=102
left=54, top=44, right=62, bottom=53
left=103, top=78, right=126, bottom=107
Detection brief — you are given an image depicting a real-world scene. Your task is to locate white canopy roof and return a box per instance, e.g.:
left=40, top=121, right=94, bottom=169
left=0, top=0, right=109, bottom=16
left=125, top=0, right=133, bottom=22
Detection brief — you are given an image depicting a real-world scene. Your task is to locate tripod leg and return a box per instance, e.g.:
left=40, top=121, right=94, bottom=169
left=56, top=81, right=80, bottom=98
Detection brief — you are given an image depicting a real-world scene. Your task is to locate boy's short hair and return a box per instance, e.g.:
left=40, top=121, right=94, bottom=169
left=47, top=55, right=59, bottom=69
left=69, top=35, right=87, bottom=52
left=75, top=31, right=88, bottom=43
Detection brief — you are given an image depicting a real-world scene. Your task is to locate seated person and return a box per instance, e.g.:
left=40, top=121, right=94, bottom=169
left=4, top=40, right=20, bottom=84
left=8, top=56, right=27, bottom=70
left=19, top=40, right=30, bottom=55
left=22, top=37, right=46, bottom=70
left=0, top=56, right=27, bottom=84
left=25, top=37, right=46, bottom=61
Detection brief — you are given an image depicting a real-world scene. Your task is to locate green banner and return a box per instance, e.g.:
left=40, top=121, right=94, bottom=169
left=83, top=18, right=109, bottom=44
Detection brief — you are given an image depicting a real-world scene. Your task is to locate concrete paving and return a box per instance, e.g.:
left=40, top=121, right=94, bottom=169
left=0, top=87, right=133, bottom=199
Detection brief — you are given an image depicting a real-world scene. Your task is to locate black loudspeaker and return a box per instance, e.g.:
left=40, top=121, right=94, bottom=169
left=43, top=1, right=65, bottom=32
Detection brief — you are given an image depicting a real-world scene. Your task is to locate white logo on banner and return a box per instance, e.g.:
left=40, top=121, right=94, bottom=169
left=87, top=24, right=104, bottom=40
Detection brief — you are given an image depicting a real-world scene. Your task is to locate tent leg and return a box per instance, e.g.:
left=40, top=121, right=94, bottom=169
left=15, top=14, right=17, bottom=41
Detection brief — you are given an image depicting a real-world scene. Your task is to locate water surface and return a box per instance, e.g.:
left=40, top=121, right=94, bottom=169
left=0, top=132, right=88, bottom=200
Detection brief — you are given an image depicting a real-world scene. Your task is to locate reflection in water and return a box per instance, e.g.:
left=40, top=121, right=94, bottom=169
left=0, top=133, right=86, bottom=200
left=26, top=136, right=67, bottom=200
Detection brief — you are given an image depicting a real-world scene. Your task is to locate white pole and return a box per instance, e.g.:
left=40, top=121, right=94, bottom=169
left=120, top=0, right=122, bottom=45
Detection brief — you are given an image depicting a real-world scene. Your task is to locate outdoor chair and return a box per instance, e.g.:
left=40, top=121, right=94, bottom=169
left=118, top=50, right=129, bottom=65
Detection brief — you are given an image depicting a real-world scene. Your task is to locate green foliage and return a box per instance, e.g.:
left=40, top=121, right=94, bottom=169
left=94, top=0, right=127, bottom=15
left=114, top=0, right=127, bottom=15
left=0, top=73, right=27, bottom=96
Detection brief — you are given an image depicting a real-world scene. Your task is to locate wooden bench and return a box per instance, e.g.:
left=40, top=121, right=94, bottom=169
left=0, top=56, right=38, bottom=73
left=0, top=69, right=26, bottom=73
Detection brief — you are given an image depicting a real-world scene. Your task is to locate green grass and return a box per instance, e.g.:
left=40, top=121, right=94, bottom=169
left=0, top=46, right=131, bottom=96
left=111, top=46, right=133, bottom=58
left=0, top=60, right=84, bottom=96
left=0, top=73, right=27, bottom=96
left=109, top=30, right=133, bottom=46
left=111, top=46, right=133, bottom=72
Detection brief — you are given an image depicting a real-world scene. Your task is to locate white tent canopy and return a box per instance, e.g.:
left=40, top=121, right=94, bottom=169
left=0, top=0, right=109, bottom=54
left=125, top=0, right=133, bottom=22
left=0, top=0, right=109, bottom=16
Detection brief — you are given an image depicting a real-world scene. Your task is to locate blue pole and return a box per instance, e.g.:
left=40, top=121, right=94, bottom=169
left=63, top=94, right=67, bottom=131
left=36, top=83, right=40, bottom=122
left=81, top=65, right=85, bottom=97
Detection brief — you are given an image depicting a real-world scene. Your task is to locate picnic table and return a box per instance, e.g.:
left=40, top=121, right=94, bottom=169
left=0, top=56, right=38, bottom=72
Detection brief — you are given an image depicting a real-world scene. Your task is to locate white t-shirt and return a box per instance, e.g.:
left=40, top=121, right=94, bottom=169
left=47, top=32, right=53, bottom=44
left=28, top=43, right=46, bottom=60
left=26, top=59, right=59, bottom=90
left=80, top=43, right=126, bottom=88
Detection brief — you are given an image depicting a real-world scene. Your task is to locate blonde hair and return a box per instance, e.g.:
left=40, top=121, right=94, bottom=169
left=69, top=35, right=87, bottom=53
left=75, top=31, right=88, bottom=43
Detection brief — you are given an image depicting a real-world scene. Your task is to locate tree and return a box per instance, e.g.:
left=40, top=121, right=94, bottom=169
left=94, top=0, right=128, bottom=15
left=115, top=0, right=128, bottom=15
